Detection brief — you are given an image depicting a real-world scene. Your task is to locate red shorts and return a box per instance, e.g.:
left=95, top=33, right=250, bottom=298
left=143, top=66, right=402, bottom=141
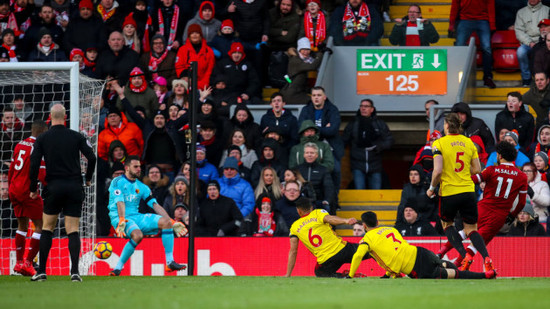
left=477, top=206, right=508, bottom=245
left=10, top=193, right=43, bottom=221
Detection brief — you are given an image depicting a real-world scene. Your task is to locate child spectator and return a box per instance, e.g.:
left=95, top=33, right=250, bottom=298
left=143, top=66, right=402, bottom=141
left=253, top=197, right=276, bottom=236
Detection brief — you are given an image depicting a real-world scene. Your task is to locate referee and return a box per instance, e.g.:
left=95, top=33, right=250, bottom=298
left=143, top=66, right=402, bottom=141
left=28, top=104, right=96, bottom=282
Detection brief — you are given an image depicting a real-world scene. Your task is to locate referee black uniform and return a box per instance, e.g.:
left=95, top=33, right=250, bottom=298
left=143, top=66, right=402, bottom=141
left=29, top=123, right=96, bottom=279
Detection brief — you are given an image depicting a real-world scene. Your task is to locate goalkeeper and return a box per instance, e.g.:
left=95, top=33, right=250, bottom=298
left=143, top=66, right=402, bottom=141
left=107, top=156, right=187, bottom=276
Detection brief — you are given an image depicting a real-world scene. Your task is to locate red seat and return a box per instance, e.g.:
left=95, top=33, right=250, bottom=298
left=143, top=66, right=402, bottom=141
left=491, top=30, right=520, bottom=72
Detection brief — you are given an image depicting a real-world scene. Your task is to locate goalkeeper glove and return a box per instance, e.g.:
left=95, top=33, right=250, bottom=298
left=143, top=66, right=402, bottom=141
left=116, top=218, right=128, bottom=238
left=172, top=220, right=188, bottom=237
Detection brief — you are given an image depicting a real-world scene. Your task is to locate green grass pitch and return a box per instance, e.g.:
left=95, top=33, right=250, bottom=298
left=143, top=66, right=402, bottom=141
left=2, top=276, right=550, bottom=309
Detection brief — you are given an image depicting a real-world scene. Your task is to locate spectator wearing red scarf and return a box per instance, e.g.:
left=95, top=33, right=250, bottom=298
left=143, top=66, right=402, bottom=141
left=139, top=34, right=177, bottom=88
left=299, top=0, right=327, bottom=52
left=175, top=24, right=215, bottom=90
left=116, top=67, right=158, bottom=121
left=328, top=0, right=383, bottom=46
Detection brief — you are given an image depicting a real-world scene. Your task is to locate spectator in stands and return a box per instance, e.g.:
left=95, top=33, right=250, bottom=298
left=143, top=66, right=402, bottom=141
left=268, top=0, right=300, bottom=51
left=523, top=162, right=550, bottom=223
left=96, top=0, right=128, bottom=37
left=471, top=135, right=489, bottom=168
left=154, top=0, right=189, bottom=51
left=252, top=196, right=278, bottom=236
left=223, top=0, right=269, bottom=85
left=211, top=42, right=262, bottom=104
left=530, top=124, right=550, bottom=159
left=179, top=160, right=206, bottom=202
left=451, top=102, right=496, bottom=153
left=64, top=0, right=105, bottom=55
left=328, top=0, right=383, bottom=46
left=1, top=29, right=21, bottom=62
left=219, top=157, right=255, bottom=219
left=413, top=131, right=442, bottom=178
left=230, top=104, right=262, bottom=151
left=163, top=175, right=192, bottom=217
left=96, top=31, right=140, bottom=85
left=298, top=86, right=344, bottom=188
left=0, top=1, right=22, bottom=39
left=352, top=221, right=365, bottom=236
left=126, top=0, right=153, bottom=54
left=140, top=34, right=178, bottom=87
left=70, top=48, right=96, bottom=78
left=221, top=145, right=252, bottom=183
left=254, top=166, right=283, bottom=203
left=50, top=0, right=71, bottom=29
left=425, top=99, right=444, bottom=140
left=250, top=138, right=286, bottom=187
left=152, top=77, right=171, bottom=105
left=507, top=204, right=547, bottom=236
left=389, top=4, right=439, bottom=46
left=495, top=0, right=524, bottom=31
left=280, top=37, right=323, bottom=105
left=10, top=97, right=32, bottom=129
left=141, top=164, right=170, bottom=214
left=486, top=131, right=530, bottom=168
left=260, top=92, right=299, bottom=149
left=167, top=79, right=188, bottom=108
left=0, top=180, right=15, bottom=237
left=199, top=120, right=224, bottom=167
left=183, top=1, right=220, bottom=43
left=297, top=142, right=334, bottom=212
left=342, top=99, right=393, bottom=189
left=395, top=202, right=439, bottom=237
left=198, top=180, right=243, bottom=236
left=533, top=151, right=549, bottom=181
left=531, top=19, right=550, bottom=71
left=11, top=0, right=34, bottom=34
left=175, top=24, right=215, bottom=90
left=289, top=119, right=334, bottom=172
left=0, top=107, right=24, bottom=168
left=533, top=32, right=550, bottom=78
left=84, top=46, right=98, bottom=74
left=219, top=129, right=258, bottom=169
left=121, top=15, right=141, bottom=54
left=209, top=19, right=242, bottom=60
left=449, top=0, right=496, bottom=88
left=22, top=4, right=64, bottom=56
left=524, top=72, right=550, bottom=126
left=495, top=92, right=535, bottom=151
left=205, top=75, right=233, bottom=117
left=395, top=164, right=436, bottom=225
left=97, top=106, right=143, bottom=161
left=298, top=0, right=327, bottom=53
left=116, top=67, right=158, bottom=120
left=274, top=180, right=301, bottom=232
left=514, top=0, right=549, bottom=87
left=196, top=144, right=219, bottom=183
left=27, top=27, right=67, bottom=62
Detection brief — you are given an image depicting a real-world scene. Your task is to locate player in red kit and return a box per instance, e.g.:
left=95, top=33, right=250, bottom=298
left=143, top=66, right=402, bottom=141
left=8, top=120, right=48, bottom=276
left=437, top=141, right=528, bottom=271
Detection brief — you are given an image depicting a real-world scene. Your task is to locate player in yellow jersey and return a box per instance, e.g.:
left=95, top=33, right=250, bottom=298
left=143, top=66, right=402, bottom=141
left=427, top=113, right=491, bottom=271
left=348, top=212, right=496, bottom=279
left=285, top=197, right=369, bottom=277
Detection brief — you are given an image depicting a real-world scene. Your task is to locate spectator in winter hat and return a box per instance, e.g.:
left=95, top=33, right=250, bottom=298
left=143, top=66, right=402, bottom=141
left=116, top=66, right=158, bottom=120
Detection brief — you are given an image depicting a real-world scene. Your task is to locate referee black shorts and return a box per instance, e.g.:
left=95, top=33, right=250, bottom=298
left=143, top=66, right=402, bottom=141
left=439, top=192, right=478, bottom=224
left=409, top=246, right=446, bottom=279
left=43, top=179, right=84, bottom=217
left=314, top=242, right=369, bottom=277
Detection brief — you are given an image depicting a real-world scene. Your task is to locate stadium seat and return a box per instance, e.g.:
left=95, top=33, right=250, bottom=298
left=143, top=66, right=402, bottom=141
left=491, top=30, right=520, bottom=72
left=468, top=33, right=482, bottom=67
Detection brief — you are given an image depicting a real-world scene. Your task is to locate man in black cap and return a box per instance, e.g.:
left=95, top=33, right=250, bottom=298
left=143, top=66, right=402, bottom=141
left=22, top=3, right=64, bottom=55
left=197, top=180, right=243, bottom=236
left=27, top=27, right=67, bottom=62
left=394, top=201, right=439, bottom=236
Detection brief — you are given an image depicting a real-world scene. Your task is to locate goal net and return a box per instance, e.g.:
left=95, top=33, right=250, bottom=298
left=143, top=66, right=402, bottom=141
left=0, top=63, right=105, bottom=276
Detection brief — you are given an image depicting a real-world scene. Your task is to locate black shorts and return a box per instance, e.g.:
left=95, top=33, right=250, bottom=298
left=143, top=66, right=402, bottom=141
left=439, top=192, right=478, bottom=224
left=43, top=179, right=84, bottom=217
left=314, top=242, right=369, bottom=277
left=409, top=247, right=446, bottom=279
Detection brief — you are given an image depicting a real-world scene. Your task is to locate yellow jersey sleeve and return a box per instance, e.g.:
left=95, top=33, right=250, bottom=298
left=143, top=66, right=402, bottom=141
left=348, top=243, right=369, bottom=278
left=289, top=209, right=346, bottom=264
left=362, top=227, right=417, bottom=276
left=433, top=134, right=478, bottom=196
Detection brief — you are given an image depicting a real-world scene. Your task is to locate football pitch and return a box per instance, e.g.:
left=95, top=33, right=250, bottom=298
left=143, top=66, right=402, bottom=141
left=2, top=276, right=550, bottom=309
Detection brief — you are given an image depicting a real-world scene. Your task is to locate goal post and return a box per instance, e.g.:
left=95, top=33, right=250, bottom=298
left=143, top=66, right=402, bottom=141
left=0, top=62, right=105, bottom=276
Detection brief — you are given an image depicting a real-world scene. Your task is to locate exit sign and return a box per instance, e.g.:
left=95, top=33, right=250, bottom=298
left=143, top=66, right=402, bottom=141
left=356, top=49, right=448, bottom=95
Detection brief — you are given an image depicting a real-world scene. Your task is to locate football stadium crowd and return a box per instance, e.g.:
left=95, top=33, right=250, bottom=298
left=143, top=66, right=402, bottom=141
left=1, top=0, right=550, bottom=241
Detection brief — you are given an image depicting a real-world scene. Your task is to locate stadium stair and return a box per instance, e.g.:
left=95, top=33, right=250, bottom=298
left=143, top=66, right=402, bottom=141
left=335, top=190, right=401, bottom=236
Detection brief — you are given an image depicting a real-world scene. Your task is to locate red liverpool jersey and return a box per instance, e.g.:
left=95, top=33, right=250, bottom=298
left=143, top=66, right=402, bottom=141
left=8, top=136, right=45, bottom=199
left=473, top=162, right=528, bottom=213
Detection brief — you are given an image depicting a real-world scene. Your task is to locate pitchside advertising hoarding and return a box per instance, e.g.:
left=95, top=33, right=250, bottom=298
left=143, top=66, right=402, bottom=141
left=356, top=49, right=448, bottom=95
left=2, top=238, right=549, bottom=277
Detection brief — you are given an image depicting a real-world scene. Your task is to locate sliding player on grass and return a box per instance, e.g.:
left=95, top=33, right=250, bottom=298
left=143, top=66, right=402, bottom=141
left=108, top=156, right=187, bottom=276
left=285, top=196, right=368, bottom=277
left=436, top=141, right=528, bottom=269
left=348, top=211, right=496, bottom=279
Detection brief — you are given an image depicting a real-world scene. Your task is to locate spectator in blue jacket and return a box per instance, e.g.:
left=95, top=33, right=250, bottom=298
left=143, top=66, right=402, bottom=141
left=219, top=157, right=255, bottom=218
left=197, top=144, right=219, bottom=183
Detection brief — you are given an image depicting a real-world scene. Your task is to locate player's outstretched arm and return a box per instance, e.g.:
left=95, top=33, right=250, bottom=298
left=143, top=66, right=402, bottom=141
left=323, top=215, right=357, bottom=226
left=285, top=237, right=299, bottom=277
left=348, top=244, right=368, bottom=278
left=153, top=202, right=171, bottom=220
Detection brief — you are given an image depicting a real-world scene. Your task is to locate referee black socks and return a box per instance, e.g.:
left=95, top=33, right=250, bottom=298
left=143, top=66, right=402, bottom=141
left=68, top=232, right=80, bottom=275
left=38, top=230, right=53, bottom=274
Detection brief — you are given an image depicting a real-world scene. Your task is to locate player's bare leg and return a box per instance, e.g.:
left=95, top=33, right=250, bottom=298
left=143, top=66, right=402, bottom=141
left=65, top=216, right=82, bottom=281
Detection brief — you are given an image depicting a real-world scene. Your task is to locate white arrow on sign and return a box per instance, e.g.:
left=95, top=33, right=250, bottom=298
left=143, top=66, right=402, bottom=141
left=432, top=53, right=441, bottom=68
